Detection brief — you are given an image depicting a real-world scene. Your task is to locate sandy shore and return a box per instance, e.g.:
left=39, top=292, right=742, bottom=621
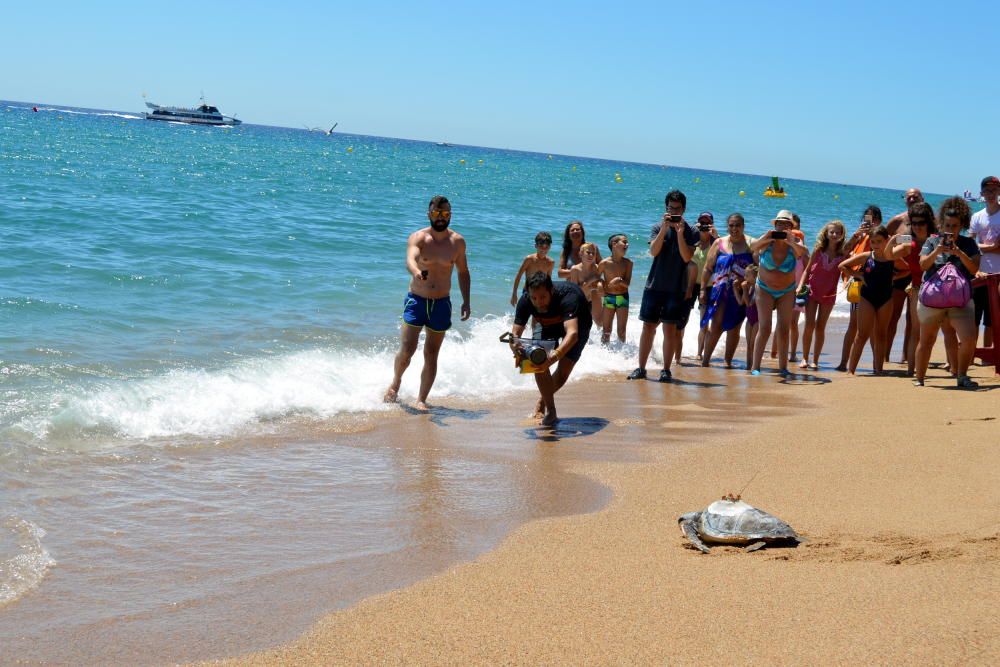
left=207, top=349, right=1000, bottom=665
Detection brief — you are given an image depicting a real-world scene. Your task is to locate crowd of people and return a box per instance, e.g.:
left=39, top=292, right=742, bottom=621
left=384, top=178, right=1000, bottom=424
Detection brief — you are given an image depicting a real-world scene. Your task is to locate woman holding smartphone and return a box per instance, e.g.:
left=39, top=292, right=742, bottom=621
left=902, top=202, right=935, bottom=376
left=913, top=198, right=982, bottom=388
left=749, top=210, right=808, bottom=375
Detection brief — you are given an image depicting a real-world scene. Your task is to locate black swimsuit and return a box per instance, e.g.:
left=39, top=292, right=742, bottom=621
left=860, top=252, right=895, bottom=310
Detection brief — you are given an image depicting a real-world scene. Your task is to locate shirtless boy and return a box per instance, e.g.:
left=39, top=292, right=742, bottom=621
left=510, top=232, right=554, bottom=305
left=568, top=242, right=604, bottom=325
left=598, top=234, right=633, bottom=343
left=384, top=196, right=471, bottom=410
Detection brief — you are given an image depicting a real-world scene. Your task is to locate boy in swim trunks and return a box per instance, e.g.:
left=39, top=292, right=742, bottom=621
left=384, top=196, right=471, bottom=411
left=598, top=234, right=633, bottom=343
left=510, top=232, right=555, bottom=305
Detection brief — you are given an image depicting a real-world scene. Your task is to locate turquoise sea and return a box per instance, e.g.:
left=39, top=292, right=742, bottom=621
left=0, top=100, right=962, bottom=661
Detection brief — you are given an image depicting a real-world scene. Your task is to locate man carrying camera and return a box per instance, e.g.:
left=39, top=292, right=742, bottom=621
left=511, top=272, right=592, bottom=426
left=627, top=190, right=698, bottom=382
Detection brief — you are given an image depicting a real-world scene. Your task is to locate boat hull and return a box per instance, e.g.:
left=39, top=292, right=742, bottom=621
left=144, top=112, right=241, bottom=126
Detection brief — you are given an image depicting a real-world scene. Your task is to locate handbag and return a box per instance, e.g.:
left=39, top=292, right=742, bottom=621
left=846, top=278, right=862, bottom=304
left=918, top=262, right=970, bottom=309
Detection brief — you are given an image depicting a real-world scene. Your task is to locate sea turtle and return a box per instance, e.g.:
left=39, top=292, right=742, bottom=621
left=678, top=495, right=801, bottom=553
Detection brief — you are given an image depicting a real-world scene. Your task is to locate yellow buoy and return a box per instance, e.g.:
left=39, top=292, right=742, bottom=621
left=571, top=166, right=576, bottom=171
left=739, top=190, right=746, bottom=197
left=477, top=159, right=484, bottom=164
left=347, top=146, right=353, bottom=153
left=834, top=194, right=840, bottom=200
left=459, top=159, right=465, bottom=164
left=694, top=177, right=700, bottom=183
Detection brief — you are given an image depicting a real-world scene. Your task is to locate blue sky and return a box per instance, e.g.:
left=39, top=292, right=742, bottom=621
left=4, top=1, right=994, bottom=193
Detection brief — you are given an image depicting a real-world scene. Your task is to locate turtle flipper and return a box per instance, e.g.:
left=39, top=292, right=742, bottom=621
left=680, top=519, right=711, bottom=554
left=745, top=541, right=767, bottom=552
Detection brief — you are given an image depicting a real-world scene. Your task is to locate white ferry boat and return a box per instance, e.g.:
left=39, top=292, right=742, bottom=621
left=143, top=97, right=242, bottom=126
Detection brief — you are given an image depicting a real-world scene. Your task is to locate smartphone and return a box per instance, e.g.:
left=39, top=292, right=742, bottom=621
left=771, top=231, right=787, bottom=240
left=897, top=234, right=912, bottom=244
left=941, top=232, right=954, bottom=247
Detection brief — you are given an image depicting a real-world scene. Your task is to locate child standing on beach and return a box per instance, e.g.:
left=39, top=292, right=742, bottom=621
left=511, top=232, right=554, bottom=305
left=598, top=234, right=633, bottom=343
left=735, top=264, right=759, bottom=369
left=796, top=220, right=849, bottom=370
left=569, top=242, right=604, bottom=325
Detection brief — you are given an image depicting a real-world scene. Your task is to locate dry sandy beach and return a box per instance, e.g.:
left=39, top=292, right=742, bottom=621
left=208, top=354, right=1000, bottom=665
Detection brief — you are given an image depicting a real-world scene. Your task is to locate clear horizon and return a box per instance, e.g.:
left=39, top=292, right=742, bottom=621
left=4, top=1, right=995, bottom=194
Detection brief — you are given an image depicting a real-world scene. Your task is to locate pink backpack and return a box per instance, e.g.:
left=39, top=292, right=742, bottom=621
left=918, top=262, right=970, bottom=309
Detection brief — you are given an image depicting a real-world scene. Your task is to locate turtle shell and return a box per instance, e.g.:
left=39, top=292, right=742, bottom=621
left=697, top=499, right=798, bottom=544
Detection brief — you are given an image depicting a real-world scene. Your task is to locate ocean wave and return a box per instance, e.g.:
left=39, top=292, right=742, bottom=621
left=12, top=314, right=659, bottom=444
left=0, top=517, right=55, bottom=608
left=17, top=106, right=142, bottom=120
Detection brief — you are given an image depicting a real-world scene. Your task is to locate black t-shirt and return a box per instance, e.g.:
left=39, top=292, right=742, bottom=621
left=645, top=222, right=700, bottom=293
left=921, top=234, right=980, bottom=282
left=514, top=282, right=593, bottom=340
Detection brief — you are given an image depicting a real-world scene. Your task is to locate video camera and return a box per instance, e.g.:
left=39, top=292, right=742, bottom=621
left=499, top=332, right=557, bottom=374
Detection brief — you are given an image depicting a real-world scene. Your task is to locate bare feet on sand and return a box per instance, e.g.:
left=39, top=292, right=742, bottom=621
left=383, top=387, right=398, bottom=403
left=540, top=412, right=558, bottom=427
left=414, top=401, right=430, bottom=412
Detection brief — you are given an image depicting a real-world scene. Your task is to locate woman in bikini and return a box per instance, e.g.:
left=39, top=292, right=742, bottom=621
left=839, top=226, right=912, bottom=375
left=699, top=213, right=754, bottom=367
left=749, top=210, right=809, bottom=375
left=796, top=220, right=849, bottom=370
left=558, top=220, right=601, bottom=279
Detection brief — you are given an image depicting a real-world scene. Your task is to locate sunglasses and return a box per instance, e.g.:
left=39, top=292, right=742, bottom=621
left=535, top=241, right=551, bottom=247
left=429, top=210, right=452, bottom=219
left=909, top=218, right=929, bottom=226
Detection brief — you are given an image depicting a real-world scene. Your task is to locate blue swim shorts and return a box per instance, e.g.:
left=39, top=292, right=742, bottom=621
left=402, top=292, right=452, bottom=332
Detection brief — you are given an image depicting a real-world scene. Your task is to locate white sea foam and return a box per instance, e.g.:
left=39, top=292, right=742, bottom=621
left=14, top=298, right=848, bottom=445
left=26, top=107, right=142, bottom=120
left=19, top=311, right=702, bottom=442
left=0, top=518, right=55, bottom=607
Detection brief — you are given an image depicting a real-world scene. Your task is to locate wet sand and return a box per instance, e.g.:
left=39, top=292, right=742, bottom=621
left=208, top=345, right=1000, bottom=665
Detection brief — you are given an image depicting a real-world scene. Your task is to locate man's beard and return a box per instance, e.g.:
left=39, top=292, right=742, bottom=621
left=431, top=220, right=450, bottom=232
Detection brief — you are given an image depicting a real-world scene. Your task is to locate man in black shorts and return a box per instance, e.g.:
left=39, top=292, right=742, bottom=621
left=627, top=190, right=698, bottom=382
left=511, top=272, right=592, bottom=426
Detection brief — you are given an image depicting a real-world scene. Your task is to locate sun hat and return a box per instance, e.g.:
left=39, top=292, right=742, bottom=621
left=772, top=210, right=795, bottom=224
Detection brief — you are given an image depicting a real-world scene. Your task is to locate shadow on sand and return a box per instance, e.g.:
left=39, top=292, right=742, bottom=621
left=779, top=373, right=833, bottom=386
left=523, top=417, right=610, bottom=443
left=400, top=404, right=491, bottom=427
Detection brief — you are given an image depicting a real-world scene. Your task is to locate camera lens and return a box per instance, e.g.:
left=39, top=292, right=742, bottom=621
left=527, top=346, right=548, bottom=365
